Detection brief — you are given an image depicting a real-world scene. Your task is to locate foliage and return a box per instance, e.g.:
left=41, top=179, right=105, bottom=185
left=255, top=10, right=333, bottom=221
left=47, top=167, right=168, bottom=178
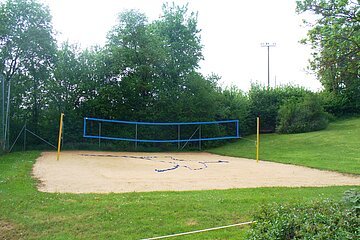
left=0, top=1, right=237, bottom=149
left=0, top=0, right=56, bottom=134
left=103, top=4, right=205, bottom=123
left=208, top=117, right=360, bottom=174
left=277, top=94, right=329, bottom=133
left=248, top=84, right=310, bottom=133
left=342, top=189, right=360, bottom=234
left=219, top=85, right=251, bottom=135
left=320, top=91, right=351, bottom=116
left=0, top=151, right=355, bottom=239
left=0, top=0, right=347, bottom=151
left=296, top=0, right=360, bottom=114
left=248, top=193, right=359, bottom=239
left=343, top=189, right=360, bottom=209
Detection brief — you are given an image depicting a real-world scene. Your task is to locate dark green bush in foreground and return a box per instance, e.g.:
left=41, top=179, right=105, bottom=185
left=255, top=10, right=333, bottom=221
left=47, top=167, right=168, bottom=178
left=277, top=94, right=329, bottom=134
left=248, top=190, right=359, bottom=239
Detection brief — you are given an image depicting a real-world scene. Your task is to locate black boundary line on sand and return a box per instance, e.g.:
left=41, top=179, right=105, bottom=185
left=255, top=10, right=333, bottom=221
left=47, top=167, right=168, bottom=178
left=79, top=154, right=229, bottom=172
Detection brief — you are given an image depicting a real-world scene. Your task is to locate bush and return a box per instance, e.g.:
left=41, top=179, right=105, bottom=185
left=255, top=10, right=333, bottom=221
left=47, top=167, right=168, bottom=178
left=248, top=84, right=310, bottom=133
left=342, top=189, right=360, bottom=236
left=321, top=91, right=360, bottom=117
left=277, top=94, right=329, bottom=134
left=248, top=190, right=360, bottom=239
left=219, top=86, right=252, bottom=135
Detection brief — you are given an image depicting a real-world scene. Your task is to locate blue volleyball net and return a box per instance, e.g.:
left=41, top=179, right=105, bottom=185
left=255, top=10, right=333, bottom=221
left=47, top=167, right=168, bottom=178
left=83, top=117, right=240, bottom=144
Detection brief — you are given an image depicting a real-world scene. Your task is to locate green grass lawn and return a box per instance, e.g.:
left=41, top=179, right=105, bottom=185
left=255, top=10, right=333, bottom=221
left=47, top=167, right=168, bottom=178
left=0, top=151, right=358, bottom=239
left=209, top=117, right=360, bottom=175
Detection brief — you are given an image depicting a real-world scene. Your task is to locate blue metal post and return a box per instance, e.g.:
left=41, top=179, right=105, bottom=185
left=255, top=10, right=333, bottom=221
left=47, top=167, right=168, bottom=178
left=83, top=118, right=87, bottom=137
left=236, top=120, right=240, bottom=138
left=199, top=125, right=201, bottom=151
left=178, top=125, right=180, bottom=149
left=98, top=122, right=101, bottom=149
left=135, top=123, right=138, bottom=149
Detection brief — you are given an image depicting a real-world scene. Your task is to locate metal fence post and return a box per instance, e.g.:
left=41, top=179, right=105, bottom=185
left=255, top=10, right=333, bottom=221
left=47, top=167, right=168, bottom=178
left=199, top=125, right=202, bottom=151
left=98, top=122, right=101, bottom=149
left=135, top=123, right=138, bottom=149
left=178, top=125, right=180, bottom=149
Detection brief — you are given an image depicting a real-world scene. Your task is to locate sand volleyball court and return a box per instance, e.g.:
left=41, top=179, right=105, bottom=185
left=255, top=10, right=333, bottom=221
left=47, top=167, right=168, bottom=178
left=32, top=151, right=360, bottom=193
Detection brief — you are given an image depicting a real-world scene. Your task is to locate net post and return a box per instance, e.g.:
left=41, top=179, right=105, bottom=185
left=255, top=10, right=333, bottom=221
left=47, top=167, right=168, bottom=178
left=178, top=124, right=180, bottom=149
left=199, top=125, right=201, bottom=151
left=236, top=120, right=239, bottom=138
left=57, top=113, right=64, bottom=161
left=256, top=117, right=260, bottom=163
left=98, top=122, right=101, bottom=149
left=83, top=117, right=87, bottom=137
left=135, top=123, right=138, bottom=149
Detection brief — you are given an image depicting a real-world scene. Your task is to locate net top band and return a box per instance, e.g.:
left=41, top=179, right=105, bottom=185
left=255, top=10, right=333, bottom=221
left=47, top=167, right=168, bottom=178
left=84, top=117, right=239, bottom=126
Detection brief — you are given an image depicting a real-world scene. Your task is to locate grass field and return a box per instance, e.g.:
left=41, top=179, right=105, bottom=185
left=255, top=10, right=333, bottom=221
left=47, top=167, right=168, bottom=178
left=0, top=151, right=357, bottom=239
left=209, top=117, right=360, bottom=175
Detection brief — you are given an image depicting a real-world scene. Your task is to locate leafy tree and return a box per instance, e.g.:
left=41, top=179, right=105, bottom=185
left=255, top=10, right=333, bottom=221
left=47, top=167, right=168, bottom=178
left=77, top=46, right=134, bottom=125
left=105, top=5, right=206, bottom=123
left=0, top=0, right=56, bottom=142
left=296, top=0, right=360, bottom=114
left=151, top=3, right=205, bottom=122
left=106, top=10, right=166, bottom=121
left=50, top=42, right=82, bottom=113
left=155, top=3, right=203, bottom=79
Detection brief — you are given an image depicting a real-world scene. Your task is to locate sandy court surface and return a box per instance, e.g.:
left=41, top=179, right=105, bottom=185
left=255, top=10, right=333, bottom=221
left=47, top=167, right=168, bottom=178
left=32, top=151, right=360, bottom=193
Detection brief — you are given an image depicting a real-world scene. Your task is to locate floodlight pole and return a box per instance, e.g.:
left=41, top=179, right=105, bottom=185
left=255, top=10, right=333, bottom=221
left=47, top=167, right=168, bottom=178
left=261, top=42, right=276, bottom=90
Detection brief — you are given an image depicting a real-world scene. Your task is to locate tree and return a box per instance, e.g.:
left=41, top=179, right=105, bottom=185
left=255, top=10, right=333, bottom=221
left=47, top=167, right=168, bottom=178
left=105, top=5, right=206, bottom=122
left=0, top=0, right=56, bottom=146
left=151, top=3, right=204, bottom=121
left=296, top=0, right=360, bottom=114
left=155, top=3, right=203, bottom=79
left=106, top=10, right=167, bottom=121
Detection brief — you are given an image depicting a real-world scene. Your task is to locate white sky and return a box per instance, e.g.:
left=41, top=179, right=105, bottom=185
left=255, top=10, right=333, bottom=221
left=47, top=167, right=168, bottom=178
left=40, top=0, right=322, bottom=92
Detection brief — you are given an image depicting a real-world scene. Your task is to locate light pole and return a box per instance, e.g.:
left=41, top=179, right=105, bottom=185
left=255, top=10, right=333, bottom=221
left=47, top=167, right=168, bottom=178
left=261, top=42, right=276, bottom=90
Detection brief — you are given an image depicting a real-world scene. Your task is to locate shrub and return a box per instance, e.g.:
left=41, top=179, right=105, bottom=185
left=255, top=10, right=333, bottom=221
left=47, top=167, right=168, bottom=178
left=321, top=91, right=360, bottom=117
left=342, top=189, right=360, bottom=236
left=248, top=84, right=310, bottom=133
left=247, top=191, right=360, bottom=239
left=277, top=94, right=329, bottom=134
left=219, top=86, right=251, bottom=135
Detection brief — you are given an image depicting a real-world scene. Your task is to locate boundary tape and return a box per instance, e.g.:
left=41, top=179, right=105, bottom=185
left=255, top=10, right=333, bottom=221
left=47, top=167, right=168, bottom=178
left=141, top=221, right=255, bottom=239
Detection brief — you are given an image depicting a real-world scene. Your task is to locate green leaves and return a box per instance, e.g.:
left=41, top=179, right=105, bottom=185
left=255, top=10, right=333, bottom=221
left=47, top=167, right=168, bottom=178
left=103, top=4, right=206, bottom=122
left=248, top=194, right=359, bottom=239
left=0, top=0, right=56, bottom=139
left=248, top=84, right=310, bottom=133
left=277, top=94, right=329, bottom=133
left=297, top=0, right=360, bottom=114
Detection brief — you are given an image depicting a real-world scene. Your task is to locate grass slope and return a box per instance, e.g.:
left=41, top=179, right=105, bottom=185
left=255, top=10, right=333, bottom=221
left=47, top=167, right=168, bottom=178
left=209, top=117, right=360, bottom=175
left=0, top=152, right=357, bottom=239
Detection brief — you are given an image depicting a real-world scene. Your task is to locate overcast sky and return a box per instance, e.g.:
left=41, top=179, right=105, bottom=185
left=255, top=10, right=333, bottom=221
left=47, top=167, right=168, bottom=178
left=40, top=0, right=322, bottom=91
